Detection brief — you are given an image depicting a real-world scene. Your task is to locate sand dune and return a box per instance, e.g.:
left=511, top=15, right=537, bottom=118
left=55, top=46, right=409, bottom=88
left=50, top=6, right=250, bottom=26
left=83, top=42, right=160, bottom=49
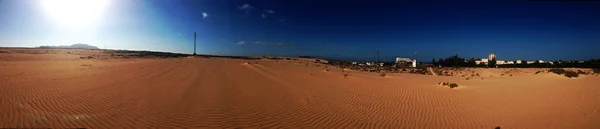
left=1, top=48, right=600, bottom=128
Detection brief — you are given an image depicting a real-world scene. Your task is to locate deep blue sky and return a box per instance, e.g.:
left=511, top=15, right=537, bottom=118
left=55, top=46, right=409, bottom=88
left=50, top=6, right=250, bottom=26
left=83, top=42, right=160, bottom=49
left=0, top=0, right=599, bottom=61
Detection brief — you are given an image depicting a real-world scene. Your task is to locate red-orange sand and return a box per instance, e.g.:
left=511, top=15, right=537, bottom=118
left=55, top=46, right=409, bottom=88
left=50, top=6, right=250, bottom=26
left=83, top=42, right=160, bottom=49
left=1, top=48, right=600, bottom=128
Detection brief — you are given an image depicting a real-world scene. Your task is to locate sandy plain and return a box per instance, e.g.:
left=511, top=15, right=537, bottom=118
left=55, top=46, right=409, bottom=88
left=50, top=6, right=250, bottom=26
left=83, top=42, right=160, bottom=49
left=1, top=48, right=599, bottom=128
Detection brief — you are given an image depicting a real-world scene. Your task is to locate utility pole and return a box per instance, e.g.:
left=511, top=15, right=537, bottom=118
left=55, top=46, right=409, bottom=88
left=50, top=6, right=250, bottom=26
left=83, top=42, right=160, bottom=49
left=376, top=50, right=380, bottom=72
left=193, top=32, right=197, bottom=56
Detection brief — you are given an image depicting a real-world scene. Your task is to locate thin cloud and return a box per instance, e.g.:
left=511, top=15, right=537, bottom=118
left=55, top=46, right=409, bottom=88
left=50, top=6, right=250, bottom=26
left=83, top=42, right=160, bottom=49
left=238, top=4, right=254, bottom=14
left=266, top=10, right=275, bottom=13
left=202, top=12, right=209, bottom=19
left=236, top=41, right=246, bottom=45
left=261, top=14, right=266, bottom=18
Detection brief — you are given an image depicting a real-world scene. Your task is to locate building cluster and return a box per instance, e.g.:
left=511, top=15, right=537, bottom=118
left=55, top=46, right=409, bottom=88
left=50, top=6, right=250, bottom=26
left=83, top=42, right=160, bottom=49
left=475, top=53, right=550, bottom=65
left=351, top=61, right=384, bottom=67
left=346, top=57, right=417, bottom=68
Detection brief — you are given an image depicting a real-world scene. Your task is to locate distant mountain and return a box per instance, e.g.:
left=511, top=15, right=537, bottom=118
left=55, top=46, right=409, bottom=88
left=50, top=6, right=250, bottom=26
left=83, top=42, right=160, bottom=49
left=38, top=43, right=99, bottom=49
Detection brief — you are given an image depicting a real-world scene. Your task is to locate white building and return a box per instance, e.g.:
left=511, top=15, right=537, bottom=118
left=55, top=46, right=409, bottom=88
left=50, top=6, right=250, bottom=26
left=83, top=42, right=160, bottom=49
left=476, top=58, right=489, bottom=65
left=527, top=61, right=535, bottom=64
left=482, top=58, right=489, bottom=62
left=537, top=60, right=544, bottom=63
left=516, top=60, right=522, bottom=64
left=496, top=60, right=506, bottom=65
left=396, top=57, right=414, bottom=67
left=489, top=54, right=496, bottom=60
left=412, top=59, right=417, bottom=67
left=395, top=58, right=412, bottom=63
left=352, top=62, right=357, bottom=65
left=506, top=61, right=514, bottom=64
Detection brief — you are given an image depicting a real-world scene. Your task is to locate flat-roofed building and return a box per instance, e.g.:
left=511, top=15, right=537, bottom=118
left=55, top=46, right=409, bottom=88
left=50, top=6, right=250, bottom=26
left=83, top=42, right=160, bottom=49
left=497, top=60, right=506, bottom=65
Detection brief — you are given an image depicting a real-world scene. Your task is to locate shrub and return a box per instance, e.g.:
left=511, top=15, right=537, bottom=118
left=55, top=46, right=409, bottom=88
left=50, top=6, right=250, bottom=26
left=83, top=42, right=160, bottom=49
left=438, top=82, right=459, bottom=88
left=564, top=71, right=579, bottom=78
left=380, top=72, right=386, bottom=77
left=548, top=68, right=566, bottom=74
left=549, top=68, right=579, bottom=78
left=448, top=83, right=459, bottom=88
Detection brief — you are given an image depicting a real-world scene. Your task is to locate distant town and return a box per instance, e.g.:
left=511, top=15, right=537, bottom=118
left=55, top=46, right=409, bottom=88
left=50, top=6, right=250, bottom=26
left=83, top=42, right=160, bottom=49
left=323, top=52, right=600, bottom=74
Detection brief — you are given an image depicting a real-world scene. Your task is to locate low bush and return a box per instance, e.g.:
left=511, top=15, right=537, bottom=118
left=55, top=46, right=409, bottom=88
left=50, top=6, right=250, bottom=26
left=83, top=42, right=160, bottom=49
left=438, top=82, right=459, bottom=88
left=448, top=83, right=459, bottom=88
left=564, top=71, right=579, bottom=78
left=548, top=68, right=566, bottom=74
left=549, top=68, right=579, bottom=78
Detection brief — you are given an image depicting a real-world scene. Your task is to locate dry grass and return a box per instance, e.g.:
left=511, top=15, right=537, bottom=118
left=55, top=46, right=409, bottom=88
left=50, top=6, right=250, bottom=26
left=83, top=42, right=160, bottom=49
left=439, top=82, right=459, bottom=88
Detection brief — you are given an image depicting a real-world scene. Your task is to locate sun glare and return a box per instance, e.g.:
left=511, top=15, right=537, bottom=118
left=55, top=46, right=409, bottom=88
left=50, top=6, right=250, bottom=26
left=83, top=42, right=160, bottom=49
left=41, top=0, right=110, bottom=28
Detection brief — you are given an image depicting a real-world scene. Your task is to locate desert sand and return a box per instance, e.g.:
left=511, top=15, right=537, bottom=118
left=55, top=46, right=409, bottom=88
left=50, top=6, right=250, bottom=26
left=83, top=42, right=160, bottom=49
left=1, top=48, right=600, bottom=128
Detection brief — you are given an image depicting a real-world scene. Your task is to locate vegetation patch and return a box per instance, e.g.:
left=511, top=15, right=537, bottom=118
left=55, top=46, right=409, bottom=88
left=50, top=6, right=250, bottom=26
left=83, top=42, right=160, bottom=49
left=548, top=68, right=579, bottom=78
left=409, top=68, right=430, bottom=75
left=594, top=69, right=600, bottom=75
left=438, top=82, right=459, bottom=88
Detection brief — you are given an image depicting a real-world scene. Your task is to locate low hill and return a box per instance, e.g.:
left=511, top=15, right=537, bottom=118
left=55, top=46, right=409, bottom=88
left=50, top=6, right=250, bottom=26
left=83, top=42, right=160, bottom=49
left=38, top=43, right=99, bottom=49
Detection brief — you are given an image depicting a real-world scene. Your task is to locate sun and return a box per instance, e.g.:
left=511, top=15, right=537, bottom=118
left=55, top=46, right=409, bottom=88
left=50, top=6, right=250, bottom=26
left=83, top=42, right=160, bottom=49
left=41, top=0, right=110, bottom=28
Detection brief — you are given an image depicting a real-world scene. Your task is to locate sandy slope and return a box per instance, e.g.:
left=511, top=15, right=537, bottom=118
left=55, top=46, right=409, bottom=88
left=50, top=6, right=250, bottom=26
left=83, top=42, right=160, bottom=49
left=1, top=50, right=600, bottom=128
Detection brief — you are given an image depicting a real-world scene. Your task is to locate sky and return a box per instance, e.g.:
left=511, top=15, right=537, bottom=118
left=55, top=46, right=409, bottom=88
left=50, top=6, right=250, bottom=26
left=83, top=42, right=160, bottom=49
left=0, top=0, right=599, bottom=61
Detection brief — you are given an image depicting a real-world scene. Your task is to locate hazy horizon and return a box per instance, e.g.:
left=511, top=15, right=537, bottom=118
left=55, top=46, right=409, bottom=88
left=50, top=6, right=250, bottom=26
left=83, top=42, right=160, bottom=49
left=1, top=0, right=599, bottom=61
